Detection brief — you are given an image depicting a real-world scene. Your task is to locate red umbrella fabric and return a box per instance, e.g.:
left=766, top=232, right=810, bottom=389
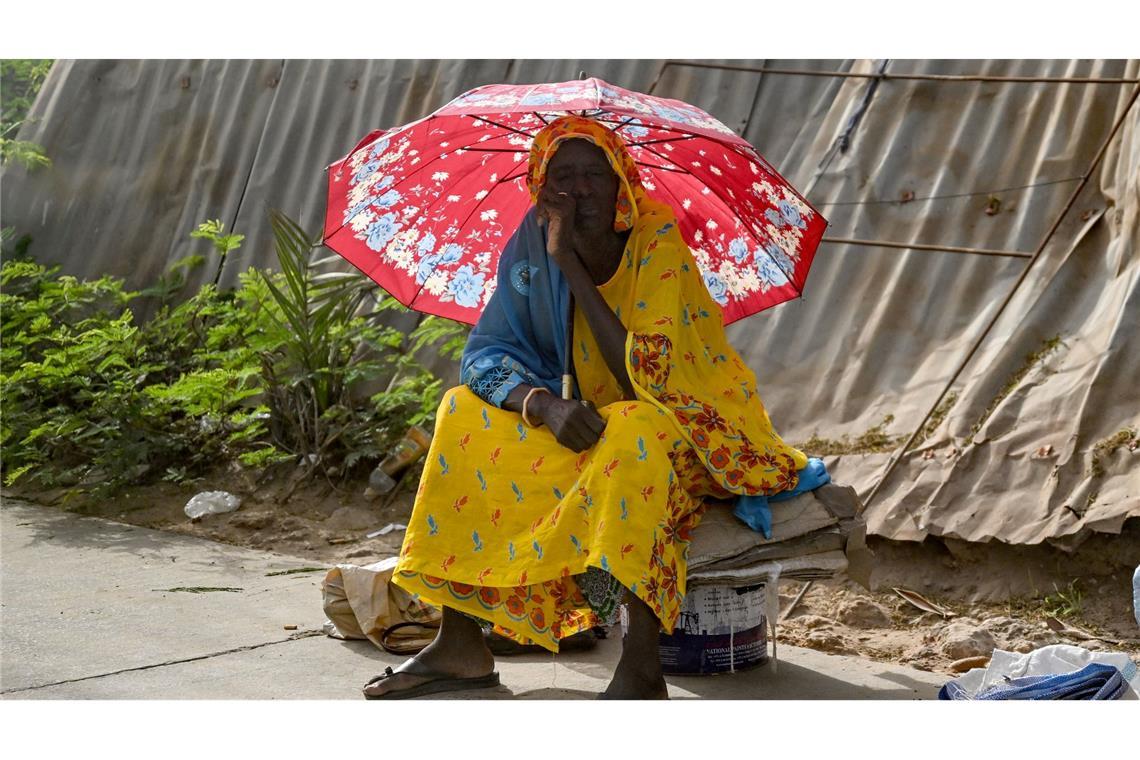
left=323, top=78, right=827, bottom=326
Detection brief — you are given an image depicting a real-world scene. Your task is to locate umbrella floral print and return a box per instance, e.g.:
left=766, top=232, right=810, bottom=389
left=326, top=78, right=826, bottom=326
left=342, top=138, right=498, bottom=311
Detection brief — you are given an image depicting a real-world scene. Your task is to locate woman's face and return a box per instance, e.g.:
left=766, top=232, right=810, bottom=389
left=544, top=139, right=620, bottom=235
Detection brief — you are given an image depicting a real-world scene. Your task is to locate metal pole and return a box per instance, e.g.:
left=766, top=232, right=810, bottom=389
left=822, top=236, right=1033, bottom=259
left=663, top=60, right=1140, bottom=86
left=646, top=60, right=673, bottom=95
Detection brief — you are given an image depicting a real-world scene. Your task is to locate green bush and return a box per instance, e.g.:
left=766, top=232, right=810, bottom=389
left=0, top=260, right=273, bottom=495
left=1, top=59, right=53, bottom=170
left=0, top=212, right=469, bottom=498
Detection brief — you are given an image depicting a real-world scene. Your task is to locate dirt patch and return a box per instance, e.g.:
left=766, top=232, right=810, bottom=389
left=12, top=465, right=1139, bottom=678
left=12, top=462, right=423, bottom=566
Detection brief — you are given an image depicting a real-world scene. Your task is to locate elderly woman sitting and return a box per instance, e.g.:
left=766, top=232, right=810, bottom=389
left=363, top=115, right=807, bottom=700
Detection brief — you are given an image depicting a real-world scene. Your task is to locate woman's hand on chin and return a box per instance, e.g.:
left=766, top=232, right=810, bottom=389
left=536, top=187, right=579, bottom=268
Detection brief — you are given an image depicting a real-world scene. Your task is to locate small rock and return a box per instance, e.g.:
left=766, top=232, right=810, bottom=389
left=326, top=506, right=376, bottom=532
left=1003, top=621, right=1036, bottom=639
left=283, top=624, right=298, bottom=631
left=345, top=547, right=375, bottom=559
left=230, top=511, right=274, bottom=530
left=935, top=620, right=998, bottom=660
left=805, top=631, right=852, bottom=654
left=795, top=614, right=836, bottom=630
left=979, top=616, right=1025, bottom=637
left=835, top=599, right=893, bottom=629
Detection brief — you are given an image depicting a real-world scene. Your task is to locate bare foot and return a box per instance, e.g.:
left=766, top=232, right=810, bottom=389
left=598, top=668, right=669, bottom=699
left=598, top=594, right=670, bottom=699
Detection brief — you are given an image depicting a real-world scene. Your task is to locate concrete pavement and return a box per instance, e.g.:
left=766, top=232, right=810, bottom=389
left=1, top=499, right=946, bottom=699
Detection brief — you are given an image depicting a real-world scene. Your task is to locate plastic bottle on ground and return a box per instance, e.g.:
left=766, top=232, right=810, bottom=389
left=366, top=425, right=432, bottom=497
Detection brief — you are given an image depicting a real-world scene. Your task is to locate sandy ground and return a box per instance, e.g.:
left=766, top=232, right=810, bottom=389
left=14, top=462, right=1139, bottom=677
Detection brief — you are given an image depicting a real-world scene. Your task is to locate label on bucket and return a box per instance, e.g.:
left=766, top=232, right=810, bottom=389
left=658, top=584, right=768, bottom=675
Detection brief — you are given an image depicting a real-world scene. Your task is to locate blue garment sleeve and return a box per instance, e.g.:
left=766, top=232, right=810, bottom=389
left=459, top=208, right=568, bottom=408
left=462, top=355, right=537, bottom=407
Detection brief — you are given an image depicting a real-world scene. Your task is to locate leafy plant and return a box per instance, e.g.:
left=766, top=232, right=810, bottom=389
left=0, top=256, right=272, bottom=495
left=253, top=211, right=466, bottom=483
left=1, top=59, right=53, bottom=170
left=1042, top=580, right=1083, bottom=619
left=0, top=209, right=468, bottom=501
left=137, top=254, right=206, bottom=306
left=191, top=219, right=246, bottom=286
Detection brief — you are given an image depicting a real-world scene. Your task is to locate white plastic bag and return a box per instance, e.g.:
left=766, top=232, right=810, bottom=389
left=184, top=491, right=242, bottom=519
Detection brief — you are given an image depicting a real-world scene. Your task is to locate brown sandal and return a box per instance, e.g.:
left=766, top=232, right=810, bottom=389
left=363, top=664, right=500, bottom=700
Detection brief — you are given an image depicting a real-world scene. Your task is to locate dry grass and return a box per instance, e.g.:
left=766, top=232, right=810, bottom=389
left=970, top=335, right=1062, bottom=436
left=796, top=415, right=903, bottom=456
left=915, top=392, right=959, bottom=445
left=1089, top=427, right=1137, bottom=478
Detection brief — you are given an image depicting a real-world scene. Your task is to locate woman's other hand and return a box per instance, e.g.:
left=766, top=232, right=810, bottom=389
left=530, top=393, right=605, bottom=452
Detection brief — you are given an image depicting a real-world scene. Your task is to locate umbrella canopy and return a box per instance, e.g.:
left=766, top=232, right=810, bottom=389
left=323, top=78, right=827, bottom=325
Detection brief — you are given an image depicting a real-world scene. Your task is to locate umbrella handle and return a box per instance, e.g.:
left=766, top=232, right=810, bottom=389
left=562, top=293, right=575, bottom=401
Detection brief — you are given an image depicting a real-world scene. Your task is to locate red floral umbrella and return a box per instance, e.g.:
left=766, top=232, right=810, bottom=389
left=323, top=77, right=827, bottom=326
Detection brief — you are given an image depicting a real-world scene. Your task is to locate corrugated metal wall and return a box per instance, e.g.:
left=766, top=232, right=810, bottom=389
left=4, top=59, right=1137, bottom=548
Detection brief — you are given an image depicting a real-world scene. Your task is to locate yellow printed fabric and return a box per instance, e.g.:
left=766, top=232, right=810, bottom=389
left=393, top=192, right=807, bottom=652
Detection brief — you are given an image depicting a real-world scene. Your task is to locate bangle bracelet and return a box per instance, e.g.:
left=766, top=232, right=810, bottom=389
left=521, top=387, right=552, bottom=428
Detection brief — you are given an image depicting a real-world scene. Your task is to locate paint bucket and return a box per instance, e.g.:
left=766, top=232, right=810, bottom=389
left=657, top=584, right=768, bottom=675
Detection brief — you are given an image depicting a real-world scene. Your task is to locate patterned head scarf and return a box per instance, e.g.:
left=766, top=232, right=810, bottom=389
left=526, top=115, right=642, bottom=232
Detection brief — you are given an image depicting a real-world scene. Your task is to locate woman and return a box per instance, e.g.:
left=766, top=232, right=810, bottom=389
left=363, top=115, right=808, bottom=700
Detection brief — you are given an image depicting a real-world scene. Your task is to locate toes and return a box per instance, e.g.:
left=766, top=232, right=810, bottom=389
left=362, top=669, right=426, bottom=697
left=362, top=667, right=397, bottom=694
left=363, top=666, right=395, bottom=689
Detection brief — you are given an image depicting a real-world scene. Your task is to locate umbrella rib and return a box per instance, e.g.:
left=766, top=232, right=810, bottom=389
left=584, top=116, right=702, bottom=146
left=629, top=135, right=699, bottom=148
left=464, top=148, right=529, bottom=153
left=470, top=115, right=538, bottom=140
left=638, top=140, right=801, bottom=293
left=635, top=161, right=689, bottom=174
left=452, top=185, right=511, bottom=242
